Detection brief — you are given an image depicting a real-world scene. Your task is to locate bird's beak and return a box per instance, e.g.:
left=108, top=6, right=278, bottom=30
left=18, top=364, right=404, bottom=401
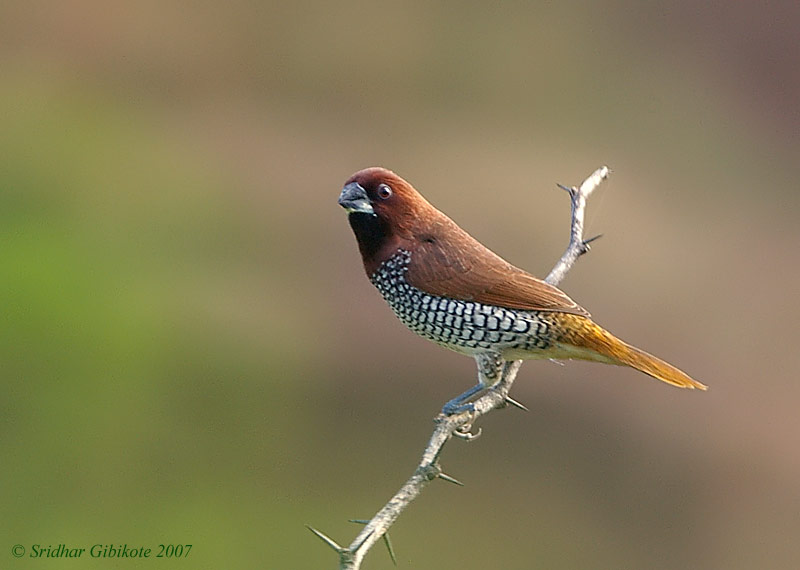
left=338, top=182, right=375, bottom=216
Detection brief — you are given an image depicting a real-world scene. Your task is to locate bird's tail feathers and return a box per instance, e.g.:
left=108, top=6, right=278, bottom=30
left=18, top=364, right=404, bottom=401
left=613, top=340, right=707, bottom=390
left=563, top=317, right=707, bottom=390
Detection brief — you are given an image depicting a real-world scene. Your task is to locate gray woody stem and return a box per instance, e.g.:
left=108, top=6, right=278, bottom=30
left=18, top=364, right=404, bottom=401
left=546, top=166, right=609, bottom=285
left=310, top=166, right=610, bottom=569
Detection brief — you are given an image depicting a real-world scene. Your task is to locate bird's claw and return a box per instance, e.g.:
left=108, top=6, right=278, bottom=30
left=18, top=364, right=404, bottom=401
left=453, top=423, right=482, bottom=441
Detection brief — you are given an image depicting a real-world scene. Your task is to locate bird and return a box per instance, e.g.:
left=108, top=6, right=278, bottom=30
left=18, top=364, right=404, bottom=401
left=338, top=167, right=706, bottom=414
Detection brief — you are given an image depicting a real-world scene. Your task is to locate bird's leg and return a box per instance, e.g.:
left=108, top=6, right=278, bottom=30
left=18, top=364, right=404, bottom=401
left=441, top=383, right=485, bottom=416
left=442, top=353, right=504, bottom=416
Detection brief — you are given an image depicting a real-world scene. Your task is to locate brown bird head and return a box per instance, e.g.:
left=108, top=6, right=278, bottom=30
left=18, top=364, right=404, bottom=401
left=339, top=167, right=590, bottom=316
left=339, top=167, right=436, bottom=274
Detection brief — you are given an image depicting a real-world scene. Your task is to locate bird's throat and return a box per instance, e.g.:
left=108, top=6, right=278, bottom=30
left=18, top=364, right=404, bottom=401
left=348, top=212, right=395, bottom=275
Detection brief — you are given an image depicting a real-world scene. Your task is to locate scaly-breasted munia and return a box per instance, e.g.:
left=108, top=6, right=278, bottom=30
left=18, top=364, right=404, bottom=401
left=338, top=167, right=706, bottom=413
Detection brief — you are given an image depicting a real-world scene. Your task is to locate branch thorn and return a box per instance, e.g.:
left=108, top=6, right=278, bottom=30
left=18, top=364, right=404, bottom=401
left=306, top=525, right=344, bottom=553
left=438, top=472, right=465, bottom=486
left=383, top=531, right=398, bottom=566
left=505, top=396, right=529, bottom=412
left=556, top=182, right=575, bottom=195
left=349, top=520, right=397, bottom=565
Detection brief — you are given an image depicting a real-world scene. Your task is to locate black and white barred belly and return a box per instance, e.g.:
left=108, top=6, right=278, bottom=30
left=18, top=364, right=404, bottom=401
left=369, top=250, right=559, bottom=356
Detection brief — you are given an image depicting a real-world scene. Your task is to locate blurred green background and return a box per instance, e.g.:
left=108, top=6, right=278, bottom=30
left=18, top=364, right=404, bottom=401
left=3, top=1, right=799, bottom=568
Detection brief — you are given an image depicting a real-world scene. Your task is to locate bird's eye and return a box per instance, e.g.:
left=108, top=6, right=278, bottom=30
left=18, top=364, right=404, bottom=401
left=377, top=184, right=393, bottom=200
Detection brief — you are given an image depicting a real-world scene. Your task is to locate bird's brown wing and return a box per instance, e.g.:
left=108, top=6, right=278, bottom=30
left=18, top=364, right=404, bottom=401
left=405, top=216, right=589, bottom=317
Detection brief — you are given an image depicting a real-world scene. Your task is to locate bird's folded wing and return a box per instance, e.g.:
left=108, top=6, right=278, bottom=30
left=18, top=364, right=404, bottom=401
left=405, top=217, right=589, bottom=317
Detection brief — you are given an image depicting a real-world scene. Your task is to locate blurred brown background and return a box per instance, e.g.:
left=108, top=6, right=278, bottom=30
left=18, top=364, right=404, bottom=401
left=2, top=1, right=799, bottom=569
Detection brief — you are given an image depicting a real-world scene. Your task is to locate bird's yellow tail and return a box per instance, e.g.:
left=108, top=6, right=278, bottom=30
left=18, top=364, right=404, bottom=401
left=613, top=340, right=707, bottom=390
left=559, top=315, right=707, bottom=390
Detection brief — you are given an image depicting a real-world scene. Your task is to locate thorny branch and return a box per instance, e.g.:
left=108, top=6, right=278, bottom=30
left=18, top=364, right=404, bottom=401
left=309, top=166, right=611, bottom=569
